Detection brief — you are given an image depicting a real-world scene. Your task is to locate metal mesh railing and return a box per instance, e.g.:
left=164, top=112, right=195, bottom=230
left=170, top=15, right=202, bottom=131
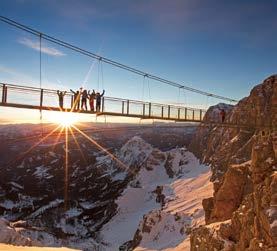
left=0, top=83, right=206, bottom=122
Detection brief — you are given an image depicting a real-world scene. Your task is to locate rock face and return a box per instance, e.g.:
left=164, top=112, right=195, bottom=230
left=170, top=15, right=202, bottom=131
left=0, top=218, right=36, bottom=246
left=190, top=75, right=277, bottom=250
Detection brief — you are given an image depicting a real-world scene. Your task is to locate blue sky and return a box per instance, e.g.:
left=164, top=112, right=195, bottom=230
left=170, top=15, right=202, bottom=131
left=0, top=0, right=277, bottom=123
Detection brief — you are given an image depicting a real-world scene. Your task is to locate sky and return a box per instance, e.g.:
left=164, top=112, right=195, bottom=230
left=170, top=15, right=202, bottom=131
left=0, top=0, right=277, bottom=124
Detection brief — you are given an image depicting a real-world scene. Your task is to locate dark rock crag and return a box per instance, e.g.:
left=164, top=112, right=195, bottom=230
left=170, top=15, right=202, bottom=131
left=190, top=75, right=277, bottom=250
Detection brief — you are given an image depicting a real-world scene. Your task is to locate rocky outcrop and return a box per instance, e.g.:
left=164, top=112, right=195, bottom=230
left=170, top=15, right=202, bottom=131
left=0, top=218, right=37, bottom=246
left=189, top=103, right=234, bottom=169
left=190, top=75, right=277, bottom=250
left=130, top=209, right=191, bottom=250
left=191, top=220, right=235, bottom=251
left=203, top=161, right=253, bottom=223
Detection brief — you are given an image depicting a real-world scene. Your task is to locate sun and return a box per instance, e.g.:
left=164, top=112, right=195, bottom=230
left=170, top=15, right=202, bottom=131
left=48, top=112, right=79, bottom=127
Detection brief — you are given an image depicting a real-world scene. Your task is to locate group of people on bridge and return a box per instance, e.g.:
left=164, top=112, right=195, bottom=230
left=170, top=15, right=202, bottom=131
left=56, top=87, right=227, bottom=122
left=57, top=88, right=105, bottom=112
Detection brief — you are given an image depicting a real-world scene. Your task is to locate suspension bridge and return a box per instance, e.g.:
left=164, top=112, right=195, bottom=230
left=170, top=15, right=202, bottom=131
left=0, top=16, right=240, bottom=124
left=0, top=83, right=206, bottom=122
left=1, top=16, right=276, bottom=213
left=0, top=16, right=276, bottom=130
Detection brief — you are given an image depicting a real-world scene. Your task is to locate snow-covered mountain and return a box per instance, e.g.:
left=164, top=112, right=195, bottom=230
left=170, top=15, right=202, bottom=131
left=0, top=125, right=211, bottom=250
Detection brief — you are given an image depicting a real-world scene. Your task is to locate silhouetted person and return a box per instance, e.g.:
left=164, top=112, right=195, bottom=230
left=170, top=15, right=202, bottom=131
left=96, top=90, right=105, bottom=112
left=88, top=90, right=96, bottom=112
left=70, top=89, right=81, bottom=110
left=220, top=109, right=226, bottom=123
left=81, top=89, right=88, bottom=111
left=57, top=90, right=66, bottom=109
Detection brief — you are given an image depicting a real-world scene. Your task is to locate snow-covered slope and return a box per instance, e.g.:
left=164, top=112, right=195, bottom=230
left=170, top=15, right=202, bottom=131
left=100, top=137, right=213, bottom=250
left=0, top=244, right=77, bottom=251
left=1, top=132, right=211, bottom=251
left=0, top=218, right=78, bottom=250
left=132, top=165, right=212, bottom=251
left=0, top=218, right=35, bottom=246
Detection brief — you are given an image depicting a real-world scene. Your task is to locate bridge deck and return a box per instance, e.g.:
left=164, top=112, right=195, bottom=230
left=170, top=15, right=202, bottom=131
left=0, top=83, right=206, bottom=122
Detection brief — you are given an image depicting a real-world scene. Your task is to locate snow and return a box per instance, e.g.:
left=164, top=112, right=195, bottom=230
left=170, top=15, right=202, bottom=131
left=165, top=165, right=211, bottom=220
left=0, top=218, right=37, bottom=246
left=111, top=171, right=127, bottom=181
left=134, top=165, right=212, bottom=251
left=9, top=182, right=24, bottom=190
left=100, top=187, right=159, bottom=250
left=100, top=140, right=168, bottom=250
left=0, top=195, right=35, bottom=211
left=100, top=136, right=213, bottom=250
left=0, top=200, right=18, bottom=210
left=230, top=135, right=239, bottom=143
left=0, top=244, right=78, bottom=251
left=28, top=199, right=63, bottom=218
left=136, top=211, right=191, bottom=250
left=266, top=207, right=277, bottom=230
left=1, top=135, right=213, bottom=251
left=119, top=136, right=153, bottom=167
left=266, top=157, right=274, bottom=164
left=135, top=161, right=168, bottom=188
left=231, top=160, right=251, bottom=168
left=79, top=201, right=107, bottom=210
left=33, top=166, right=50, bottom=179
left=49, top=152, right=57, bottom=158
left=56, top=218, right=88, bottom=236
left=64, top=208, right=82, bottom=218
left=267, top=207, right=277, bottom=218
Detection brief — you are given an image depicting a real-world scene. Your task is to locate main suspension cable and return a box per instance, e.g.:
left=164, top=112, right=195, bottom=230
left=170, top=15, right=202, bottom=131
left=0, top=15, right=238, bottom=103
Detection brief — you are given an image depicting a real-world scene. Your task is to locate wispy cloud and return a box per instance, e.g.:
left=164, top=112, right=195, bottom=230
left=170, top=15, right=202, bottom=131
left=18, top=37, right=66, bottom=57
left=0, top=64, right=70, bottom=90
left=0, top=64, right=34, bottom=83
left=0, top=65, right=20, bottom=76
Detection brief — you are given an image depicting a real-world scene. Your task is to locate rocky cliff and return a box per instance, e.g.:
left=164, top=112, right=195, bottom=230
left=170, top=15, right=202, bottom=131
left=190, top=75, right=277, bottom=250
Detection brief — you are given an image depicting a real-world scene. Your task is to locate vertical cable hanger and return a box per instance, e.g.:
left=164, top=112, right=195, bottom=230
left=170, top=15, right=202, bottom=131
left=205, top=96, right=209, bottom=110
left=97, top=58, right=100, bottom=91
left=39, top=33, right=43, bottom=136
left=142, top=75, right=146, bottom=101
left=100, top=57, right=104, bottom=91
left=183, top=89, right=187, bottom=107
left=147, top=75, right=151, bottom=100
left=178, top=87, right=181, bottom=105
left=39, top=34, right=42, bottom=90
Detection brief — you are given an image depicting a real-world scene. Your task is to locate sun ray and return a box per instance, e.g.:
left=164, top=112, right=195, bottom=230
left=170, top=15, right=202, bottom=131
left=68, top=126, right=87, bottom=164
left=51, top=125, right=65, bottom=151
left=5, top=125, right=62, bottom=168
left=64, top=125, right=69, bottom=211
left=72, top=125, right=128, bottom=171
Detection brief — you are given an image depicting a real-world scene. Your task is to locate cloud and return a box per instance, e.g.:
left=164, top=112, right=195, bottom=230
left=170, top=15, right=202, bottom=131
left=18, top=37, right=66, bottom=56
left=0, top=64, right=34, bottom=83
left=0, top=64, right=70, bottom=91
left=0, top=65, right=20, bottom=76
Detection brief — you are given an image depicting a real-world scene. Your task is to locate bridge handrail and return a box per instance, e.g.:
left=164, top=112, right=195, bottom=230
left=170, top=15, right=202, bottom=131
left=0, top=82, right=206, bottom=112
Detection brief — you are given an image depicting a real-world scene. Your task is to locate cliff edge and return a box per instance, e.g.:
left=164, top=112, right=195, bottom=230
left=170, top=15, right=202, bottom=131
left=189, top=75, right=277, bottom=250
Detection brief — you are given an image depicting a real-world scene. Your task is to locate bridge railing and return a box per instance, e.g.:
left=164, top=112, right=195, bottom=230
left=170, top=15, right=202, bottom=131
left=0, top=83, right=206, bottom=121
left=0, top=83, right=74, bottom=109
left=102, top=96, right=205, bottom=121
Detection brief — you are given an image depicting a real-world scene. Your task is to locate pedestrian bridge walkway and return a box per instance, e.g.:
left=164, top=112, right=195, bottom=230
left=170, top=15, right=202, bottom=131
left=0, top=83, right=206, bottom=122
